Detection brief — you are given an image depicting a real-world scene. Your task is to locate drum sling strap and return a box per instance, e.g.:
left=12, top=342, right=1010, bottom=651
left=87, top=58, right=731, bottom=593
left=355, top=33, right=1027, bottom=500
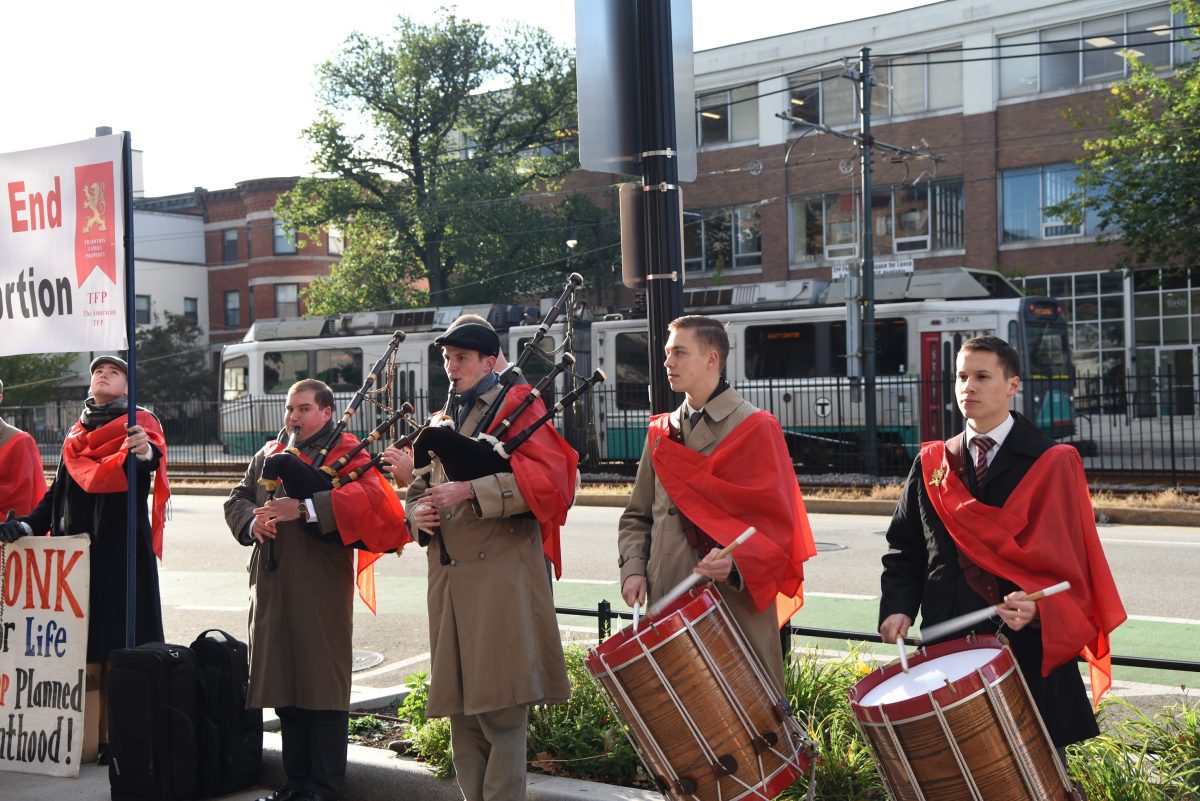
left=944, top=435, right=1001, bottom=605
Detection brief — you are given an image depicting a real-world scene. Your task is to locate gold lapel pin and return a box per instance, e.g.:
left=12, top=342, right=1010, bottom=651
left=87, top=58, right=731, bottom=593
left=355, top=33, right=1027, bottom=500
left=928, top=467, right=946, bottom=487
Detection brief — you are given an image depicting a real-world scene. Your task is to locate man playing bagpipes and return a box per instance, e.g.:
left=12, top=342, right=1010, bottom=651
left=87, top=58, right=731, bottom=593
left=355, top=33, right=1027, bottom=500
left=382, top=317, right=575, bottom=801
left=878, top=336, right=1126, bottom=773
left=618, top=315, right=818, bottom=696
left=224, top=379, right=410, bottom=801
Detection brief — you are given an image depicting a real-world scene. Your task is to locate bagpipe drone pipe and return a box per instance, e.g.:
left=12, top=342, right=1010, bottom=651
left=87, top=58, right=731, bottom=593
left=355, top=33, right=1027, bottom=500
left=410, top=360, right=606, bottom=562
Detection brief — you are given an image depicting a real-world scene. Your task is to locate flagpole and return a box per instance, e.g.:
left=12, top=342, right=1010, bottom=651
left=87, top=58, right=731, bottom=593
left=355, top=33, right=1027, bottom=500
left=121, top=131, right=138, bottom=648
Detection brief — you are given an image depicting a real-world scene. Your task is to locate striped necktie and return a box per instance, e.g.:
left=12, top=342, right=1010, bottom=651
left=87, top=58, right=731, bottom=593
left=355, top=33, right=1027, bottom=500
left=973, top=435, right=996, bottom=483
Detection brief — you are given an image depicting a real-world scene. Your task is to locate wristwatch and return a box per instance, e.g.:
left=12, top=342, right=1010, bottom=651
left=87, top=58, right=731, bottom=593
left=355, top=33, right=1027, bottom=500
left=297, top=500, right=307, bottom=520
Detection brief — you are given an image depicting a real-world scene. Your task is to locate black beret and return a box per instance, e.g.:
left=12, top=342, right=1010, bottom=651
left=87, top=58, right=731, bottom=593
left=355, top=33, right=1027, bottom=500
left=434, top=322, right=500, bottom=357
left=89, top=355, right=129, bottom=375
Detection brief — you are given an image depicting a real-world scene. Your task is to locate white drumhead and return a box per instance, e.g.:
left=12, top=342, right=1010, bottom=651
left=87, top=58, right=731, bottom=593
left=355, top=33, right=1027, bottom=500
left=859, top=648, right=1002, bottom=707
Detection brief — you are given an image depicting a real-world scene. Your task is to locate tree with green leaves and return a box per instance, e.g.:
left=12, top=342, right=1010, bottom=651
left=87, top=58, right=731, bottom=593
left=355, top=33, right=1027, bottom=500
left=1051, top=3, right=1200, bottom=278
left=135, top=312, right=215, bottom=404
left=277, top=8, right=587, bottom=312
left=0, top=353, right=78, bottom=404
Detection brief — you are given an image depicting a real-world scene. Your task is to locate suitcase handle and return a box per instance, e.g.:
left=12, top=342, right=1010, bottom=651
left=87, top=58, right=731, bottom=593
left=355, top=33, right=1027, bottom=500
left=196, top=628, right=237, bottom=644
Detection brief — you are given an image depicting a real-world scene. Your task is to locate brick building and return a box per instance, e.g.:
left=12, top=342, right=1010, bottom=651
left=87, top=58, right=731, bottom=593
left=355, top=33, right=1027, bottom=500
left=578, top=0, right=1197, bottom=389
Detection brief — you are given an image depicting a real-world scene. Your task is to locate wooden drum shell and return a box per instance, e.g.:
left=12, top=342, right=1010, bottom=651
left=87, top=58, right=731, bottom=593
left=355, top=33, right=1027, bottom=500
left=849, top=635, right=1071, bottom=801
left=587, top=587, right=807, bottom=801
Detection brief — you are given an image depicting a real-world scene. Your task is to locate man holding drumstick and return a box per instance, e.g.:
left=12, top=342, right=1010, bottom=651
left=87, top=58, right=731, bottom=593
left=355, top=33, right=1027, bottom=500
left=879, top=335, right=1125, bottom=766
left=618, top=315, right=816, bottom=695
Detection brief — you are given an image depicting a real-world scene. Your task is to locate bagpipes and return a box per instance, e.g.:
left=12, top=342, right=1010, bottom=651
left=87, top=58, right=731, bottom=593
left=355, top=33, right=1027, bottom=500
left=256, top=330, right=408, bottom=568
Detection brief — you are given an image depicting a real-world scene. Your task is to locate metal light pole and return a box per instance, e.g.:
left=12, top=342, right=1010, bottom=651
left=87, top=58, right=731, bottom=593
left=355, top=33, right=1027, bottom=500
left=637, top=0, right=685, bottom=415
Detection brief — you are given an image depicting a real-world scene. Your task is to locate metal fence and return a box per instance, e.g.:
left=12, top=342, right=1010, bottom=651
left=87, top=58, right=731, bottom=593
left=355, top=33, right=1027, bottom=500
left=6, top=370, right=1196, bottom=481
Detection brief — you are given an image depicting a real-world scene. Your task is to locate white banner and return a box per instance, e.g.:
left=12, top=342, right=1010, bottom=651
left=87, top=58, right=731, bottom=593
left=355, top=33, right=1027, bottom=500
left=0, top=135, right=127, bottom=356
left=0, top=535, right=91, bottom=778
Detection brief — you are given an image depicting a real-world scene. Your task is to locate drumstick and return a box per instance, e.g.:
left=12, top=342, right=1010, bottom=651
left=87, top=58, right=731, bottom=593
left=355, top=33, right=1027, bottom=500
left=632, top=602, right=641, bottom=632
left=647, top=527, right=756, bottom=617
left=918, top=581, right=1071, bottom=644
left=896, top=637, right=909, bottom=673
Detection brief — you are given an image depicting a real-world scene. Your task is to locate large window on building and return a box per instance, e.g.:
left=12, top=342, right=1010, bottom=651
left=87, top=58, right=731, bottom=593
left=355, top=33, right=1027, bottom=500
left=788, top=179, right=964, bottom=264
left=999, top=5, right=1186, bottom=99
left=327, top=227, right=344, bottom=256
left=275, top=284, right=299, bottom=318
left=1000, top=163, right=1104, bottom=243
left=183, top=297, right=198, bottom=325
left=273, top=219, right=297, bottom=255
left=1016, top=270, right=1127, bottom=387
left=135, top=294, right=151, bottom=325
left=684, top=205, right=761, bottom=273
left=222, top=229, right=239, bottom=263
left=224, top=290, right=240, bottom=328
left=787, top=48, right=961, bottom=130
left=697, top=84, right=758, bottom=147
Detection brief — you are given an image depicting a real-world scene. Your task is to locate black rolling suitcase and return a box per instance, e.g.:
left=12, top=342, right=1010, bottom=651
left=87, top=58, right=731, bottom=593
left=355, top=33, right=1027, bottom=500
left=106, top=642, right=200, bottom=801
left=191, top=629, right=262, bottom=797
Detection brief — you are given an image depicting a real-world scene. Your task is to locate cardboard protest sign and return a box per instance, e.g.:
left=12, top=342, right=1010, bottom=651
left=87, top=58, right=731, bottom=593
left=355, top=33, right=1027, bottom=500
left=0, top=534, right=90, bottom=778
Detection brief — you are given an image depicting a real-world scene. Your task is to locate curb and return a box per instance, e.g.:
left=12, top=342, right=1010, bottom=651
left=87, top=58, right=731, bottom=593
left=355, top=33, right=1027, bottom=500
left=261, top=733, right=660, bottom=801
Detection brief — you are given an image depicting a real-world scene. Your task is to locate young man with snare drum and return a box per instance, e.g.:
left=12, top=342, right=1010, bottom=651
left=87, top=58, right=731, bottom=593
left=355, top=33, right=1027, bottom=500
left=879, top=335, right=1125, bottom=764
left=618, top=315, right=816, bottom=695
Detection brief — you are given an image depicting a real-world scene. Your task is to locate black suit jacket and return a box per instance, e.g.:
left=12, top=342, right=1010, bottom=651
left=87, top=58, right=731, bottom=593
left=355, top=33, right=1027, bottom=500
left=879, top=411, right=1098, bottom=747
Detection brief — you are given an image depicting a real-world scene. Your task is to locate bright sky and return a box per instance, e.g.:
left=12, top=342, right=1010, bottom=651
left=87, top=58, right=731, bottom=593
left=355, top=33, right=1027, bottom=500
left=1, top=0, right=933, bottom=197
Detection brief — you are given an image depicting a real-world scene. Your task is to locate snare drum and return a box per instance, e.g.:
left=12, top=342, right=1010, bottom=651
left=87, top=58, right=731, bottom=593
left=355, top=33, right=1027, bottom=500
left=586, top=586, right=810, bottom=801
left=849, top=634, right=1072, bottom=801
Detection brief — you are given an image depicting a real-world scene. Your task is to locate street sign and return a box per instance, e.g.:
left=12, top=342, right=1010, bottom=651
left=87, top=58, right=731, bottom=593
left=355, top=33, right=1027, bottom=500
left=575, top=0, right=697, bottom=181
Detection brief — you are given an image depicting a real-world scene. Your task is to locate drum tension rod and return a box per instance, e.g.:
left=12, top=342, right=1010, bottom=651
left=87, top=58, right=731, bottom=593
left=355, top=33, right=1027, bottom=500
left=711, top=754, right=739, bottom=777
left=752, top=731, right=780, bottom=754
left=943, top=678, right=958, bottom=695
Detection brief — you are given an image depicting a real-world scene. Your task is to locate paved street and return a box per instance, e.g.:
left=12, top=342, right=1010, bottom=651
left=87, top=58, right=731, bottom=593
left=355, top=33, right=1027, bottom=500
left=159, top=495, right=1200, bottom=690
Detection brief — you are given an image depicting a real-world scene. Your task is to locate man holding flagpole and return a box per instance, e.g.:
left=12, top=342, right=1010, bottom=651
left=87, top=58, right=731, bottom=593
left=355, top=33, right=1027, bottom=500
left=0, top=377, right=48, bottom=517
left=618, top=315, right=817, bottom=695
left=878, top=335, right=1125, bottom=768
left=0, top=355, right=170, bottom=763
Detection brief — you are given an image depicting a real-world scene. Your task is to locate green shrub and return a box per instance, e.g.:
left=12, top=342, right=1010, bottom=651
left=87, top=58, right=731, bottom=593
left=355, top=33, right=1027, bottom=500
left=397, top=670, right=430, bottom=732
left=779, top=645, right=886, bottom=800
left=527, top=644, right=644, bottom=785
left=347, top=714, right=387, bottom=738
left=411, top=716, right=455, bottom=778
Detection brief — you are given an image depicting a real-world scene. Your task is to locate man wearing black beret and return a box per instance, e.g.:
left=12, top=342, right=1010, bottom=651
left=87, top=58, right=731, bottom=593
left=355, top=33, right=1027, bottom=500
left=382, top=316, right=572, bottom=801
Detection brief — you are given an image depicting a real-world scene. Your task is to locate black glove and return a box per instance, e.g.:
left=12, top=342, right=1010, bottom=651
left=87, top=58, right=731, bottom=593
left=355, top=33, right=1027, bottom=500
left=1, top=516, right=27, bottom=543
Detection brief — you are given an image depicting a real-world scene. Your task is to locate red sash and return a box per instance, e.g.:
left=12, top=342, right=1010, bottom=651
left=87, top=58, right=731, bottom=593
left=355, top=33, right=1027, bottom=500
left=920, top=441, right=1126, bottom=706
left=647, top=410, right=817, bottom=624
left=0, top=431, right=48, bottom=517
left=60, top=412, right=170, bottom=559
left=484, top=384, right=578, bottom=579
left=264, top=434, right=411, bottom=613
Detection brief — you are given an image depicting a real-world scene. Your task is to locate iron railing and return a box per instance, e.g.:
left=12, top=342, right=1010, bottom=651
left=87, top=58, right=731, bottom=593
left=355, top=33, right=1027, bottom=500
left=5, top=370, right=1196, bottom=480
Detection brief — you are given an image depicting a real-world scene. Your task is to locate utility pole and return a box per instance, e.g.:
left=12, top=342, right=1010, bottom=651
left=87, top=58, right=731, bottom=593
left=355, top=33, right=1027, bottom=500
left=775, top=47, right=942, bottom=475
left=859, top=47, right=879, bottom=475
left=637, top=0, right=685, bottom=415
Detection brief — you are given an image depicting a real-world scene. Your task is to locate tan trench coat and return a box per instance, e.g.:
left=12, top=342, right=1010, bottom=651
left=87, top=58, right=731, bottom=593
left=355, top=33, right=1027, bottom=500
left=225, top=433, right=355, bottom=711
left=617, top=387, right=788, bottom=694
left=406, top=382, right=570, bottom=718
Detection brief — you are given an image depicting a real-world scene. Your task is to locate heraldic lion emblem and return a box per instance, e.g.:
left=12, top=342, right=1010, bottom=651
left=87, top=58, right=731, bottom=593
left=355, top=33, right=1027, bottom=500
left=82, top=181, right=108, bottom=233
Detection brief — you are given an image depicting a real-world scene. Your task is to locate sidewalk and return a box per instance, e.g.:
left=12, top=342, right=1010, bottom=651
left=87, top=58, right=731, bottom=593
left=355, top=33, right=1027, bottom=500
left=0, top=683, right=659, bottom=801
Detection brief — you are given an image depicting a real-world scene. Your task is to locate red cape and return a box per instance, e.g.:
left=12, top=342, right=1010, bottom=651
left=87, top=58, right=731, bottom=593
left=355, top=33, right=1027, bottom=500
left=0, top=430, right=47, bottom=517
left=60, top=412, right=170, bottom=559
left=920, top=441, right=1126, bottom=706
left=265, top=433, right=411, bottom=613
left=485, top=384, right=578, bottom=579
left=647, top=410, right=816, bottom=624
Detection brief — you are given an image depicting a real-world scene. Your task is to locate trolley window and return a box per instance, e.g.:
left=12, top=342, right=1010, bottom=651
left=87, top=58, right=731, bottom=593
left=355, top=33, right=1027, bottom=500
left=222, top=355, right=249, bottom=401
left=1025, top=321, right=1071, bottom=379
left=615, top=331, right=651, bottom=410
left=829, top=318, right=908, bottom=376
left=744, top=323, right=821, bottom=378
left=263, top=350, right=309, bottom=394
left=315, top=348, right=363, bottom=392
